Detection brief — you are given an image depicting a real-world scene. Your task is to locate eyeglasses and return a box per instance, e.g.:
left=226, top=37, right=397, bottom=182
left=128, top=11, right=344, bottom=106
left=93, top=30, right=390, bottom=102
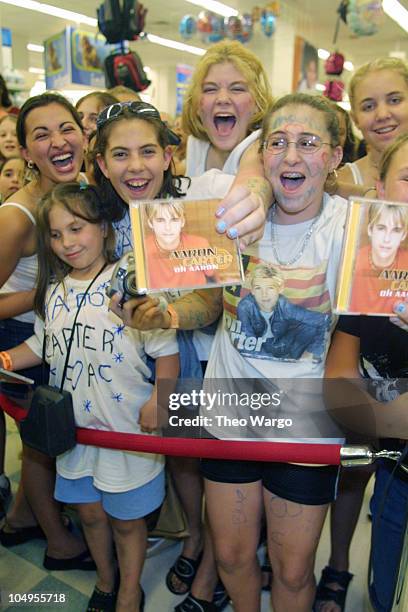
left=96, top=101, right=181, bottom=146
left=263, top=134, right=332, bottom=155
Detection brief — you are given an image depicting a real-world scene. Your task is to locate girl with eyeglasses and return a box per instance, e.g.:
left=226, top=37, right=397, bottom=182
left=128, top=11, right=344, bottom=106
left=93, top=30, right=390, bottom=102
left=114, top=93, right=349, bottom=612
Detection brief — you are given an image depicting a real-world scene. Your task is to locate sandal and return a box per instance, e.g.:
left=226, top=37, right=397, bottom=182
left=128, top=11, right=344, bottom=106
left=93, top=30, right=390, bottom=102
left=43, top=548, right=96, bottom=571
left=0, top=522, right=45, bottom=547
left=166, top=552, right=203, bottom=595
left=212, top=580, right=230, bottom=610
left=314, top=566, right=353, bottom=612
left=175, top=593, right=217, bottom=612
left=87, top=586, right=117, bottom=612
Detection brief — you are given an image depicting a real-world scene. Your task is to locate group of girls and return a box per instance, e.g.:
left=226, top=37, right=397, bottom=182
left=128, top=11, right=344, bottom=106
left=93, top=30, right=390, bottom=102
left=0, top=40, right=407, bottom=612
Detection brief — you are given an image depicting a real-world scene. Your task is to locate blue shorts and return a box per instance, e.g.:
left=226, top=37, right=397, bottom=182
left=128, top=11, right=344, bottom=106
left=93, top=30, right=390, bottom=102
left=55, top=470, right=165, bottom=520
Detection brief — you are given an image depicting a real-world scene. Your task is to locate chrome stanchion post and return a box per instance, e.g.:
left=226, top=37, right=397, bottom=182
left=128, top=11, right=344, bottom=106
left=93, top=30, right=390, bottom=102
left=340, top=445, right=405, bottom=468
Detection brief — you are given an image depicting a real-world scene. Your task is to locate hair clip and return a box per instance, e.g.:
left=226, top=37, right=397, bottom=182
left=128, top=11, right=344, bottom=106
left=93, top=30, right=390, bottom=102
left=79, top=181, right=88, bottom=191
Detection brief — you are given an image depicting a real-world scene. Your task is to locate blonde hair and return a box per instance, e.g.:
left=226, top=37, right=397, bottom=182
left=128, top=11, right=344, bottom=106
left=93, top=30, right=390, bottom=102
left=145, top=200, right=185, bottom=223
left=182, top=40, right=272, bottom=142
left=379, top=133, right=408, bottom=182
left=248, top=263, right=284, bottom=292
left=368, top=201, right=408, bottom=234
left=349, top=57, right=408, bottom=110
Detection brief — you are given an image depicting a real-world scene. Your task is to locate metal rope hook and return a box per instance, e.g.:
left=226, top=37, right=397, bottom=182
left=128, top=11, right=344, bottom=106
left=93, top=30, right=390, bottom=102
left=341, top=444, right=408, bottom=473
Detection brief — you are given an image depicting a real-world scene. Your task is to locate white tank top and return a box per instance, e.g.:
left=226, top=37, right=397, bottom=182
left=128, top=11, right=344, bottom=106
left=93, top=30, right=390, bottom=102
left=0, top=203, right=38, bottom=324
left=345, top=161, right=364, bottom=186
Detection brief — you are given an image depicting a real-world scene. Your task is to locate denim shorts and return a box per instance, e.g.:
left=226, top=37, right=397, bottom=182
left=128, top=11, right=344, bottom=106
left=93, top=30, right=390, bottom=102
left=55, top=470, right=165, bottom=520
left=201, top=458, right=339, bottom=505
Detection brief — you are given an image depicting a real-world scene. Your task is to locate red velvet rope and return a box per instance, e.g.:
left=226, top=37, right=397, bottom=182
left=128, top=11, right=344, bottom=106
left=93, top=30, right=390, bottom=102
left=0, top=392, right=342, bottom=465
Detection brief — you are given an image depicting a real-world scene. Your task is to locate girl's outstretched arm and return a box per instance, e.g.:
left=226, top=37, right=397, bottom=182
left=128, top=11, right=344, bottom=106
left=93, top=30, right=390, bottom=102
left=110, top=288, right=223, bottom=331
left=0, top=340, right=42, bottom=372
left=216, top=141, right=272, bottom=250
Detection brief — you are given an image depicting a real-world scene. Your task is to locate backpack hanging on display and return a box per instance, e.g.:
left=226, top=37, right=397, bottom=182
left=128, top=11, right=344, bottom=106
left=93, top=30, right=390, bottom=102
left=97, top=0, right=147, bottom=43
left=325, top=52, right=345, bottom=75
left=104, top=51, right=151, bottom=91
left=324, top=80, right=345, bottom=102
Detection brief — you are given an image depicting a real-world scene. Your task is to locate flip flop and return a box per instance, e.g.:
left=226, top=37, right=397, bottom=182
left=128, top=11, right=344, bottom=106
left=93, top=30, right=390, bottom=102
left=43, top=548, right=96, bottom=571
left=166, top=552, right=203, bottom=595
left=0, top=522, right=46, bottom=547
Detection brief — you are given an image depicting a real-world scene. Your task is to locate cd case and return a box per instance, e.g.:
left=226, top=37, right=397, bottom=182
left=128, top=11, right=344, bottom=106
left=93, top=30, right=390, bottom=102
left=129, top=198, right=244, bottom=292
left=0, top=367, right=34, bottom=385
left=334, top=197, right=408, bottom=316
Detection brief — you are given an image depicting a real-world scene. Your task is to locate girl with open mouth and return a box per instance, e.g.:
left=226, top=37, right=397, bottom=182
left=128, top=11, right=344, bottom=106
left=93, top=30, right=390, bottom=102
left=0, top=93, right=93, bottom=572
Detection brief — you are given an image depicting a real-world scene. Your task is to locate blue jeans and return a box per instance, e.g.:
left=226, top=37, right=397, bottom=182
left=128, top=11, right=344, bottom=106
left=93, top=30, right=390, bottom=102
left=369, top=461, right=408, bottom=611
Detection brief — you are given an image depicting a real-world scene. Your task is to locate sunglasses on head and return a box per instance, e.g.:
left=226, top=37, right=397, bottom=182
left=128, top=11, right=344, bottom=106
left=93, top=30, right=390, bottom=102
left=96, top=101, right=181, bottom=146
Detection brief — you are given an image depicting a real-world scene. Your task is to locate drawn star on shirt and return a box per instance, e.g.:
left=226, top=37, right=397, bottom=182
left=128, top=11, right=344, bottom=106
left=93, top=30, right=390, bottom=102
left=112, top=392, right=123, bottom=402
left=113, top=352, right=124, bottom=363
left=83, top=399, right=92, bottom=413
left=112, top=323, right=125, bottom=337
left=97, top=281, right=109, bottom=291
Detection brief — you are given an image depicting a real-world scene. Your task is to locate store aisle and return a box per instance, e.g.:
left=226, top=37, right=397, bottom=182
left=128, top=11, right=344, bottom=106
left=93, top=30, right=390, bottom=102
left=1, top=416, right=373, bottom=611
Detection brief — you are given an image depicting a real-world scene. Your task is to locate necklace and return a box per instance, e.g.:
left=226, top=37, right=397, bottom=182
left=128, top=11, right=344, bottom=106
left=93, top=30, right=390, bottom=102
left=270, top=204, right=322, bottom=266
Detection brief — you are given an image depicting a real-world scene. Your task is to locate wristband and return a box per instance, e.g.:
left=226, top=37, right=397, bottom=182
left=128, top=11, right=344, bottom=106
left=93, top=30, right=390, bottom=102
left=166, top=304, right=179, bottom=329
left=0, top=351, right=13, bottom=371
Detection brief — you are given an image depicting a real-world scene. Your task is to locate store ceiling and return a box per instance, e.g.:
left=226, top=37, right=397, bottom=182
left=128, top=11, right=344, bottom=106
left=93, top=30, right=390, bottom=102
left=1, top=0, right=407, bottom=72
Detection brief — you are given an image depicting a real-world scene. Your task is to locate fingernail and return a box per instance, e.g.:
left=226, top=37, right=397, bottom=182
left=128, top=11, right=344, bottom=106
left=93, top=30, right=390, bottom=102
left=215, top=206, right=225, bottom=217
left=394, top=302, right=406, bottom=314
left=216, top=220, right=227, bottom=233
left=227, top=227, right=238, bottom=239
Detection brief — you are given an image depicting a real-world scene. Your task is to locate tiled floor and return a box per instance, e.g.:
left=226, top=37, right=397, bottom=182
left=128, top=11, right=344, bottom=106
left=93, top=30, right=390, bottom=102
left=1, top=415, right=374, bottom=611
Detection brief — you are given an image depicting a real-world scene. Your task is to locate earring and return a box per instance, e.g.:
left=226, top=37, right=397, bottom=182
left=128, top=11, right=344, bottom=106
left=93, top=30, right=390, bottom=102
left=27, top=160, right=34, bottom=169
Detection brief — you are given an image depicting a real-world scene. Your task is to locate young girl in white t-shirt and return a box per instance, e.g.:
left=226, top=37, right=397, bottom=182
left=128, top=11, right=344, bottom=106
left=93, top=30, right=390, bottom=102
left=1, top=182, right=179, bottom=612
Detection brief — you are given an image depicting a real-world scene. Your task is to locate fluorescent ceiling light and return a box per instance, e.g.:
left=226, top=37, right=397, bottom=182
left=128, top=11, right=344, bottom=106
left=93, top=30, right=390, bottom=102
left=318, top=48, right=330, bottom=60
left=0, top=0, right=97, bottom=27
left=344, top=61, right=354, bottom=71
left=185, top=0, right=238, bottom=18
left=27, top=43, right=44, bottom=53
left=382, top=0, right=408, bottom=33
left=146, top=33, right=206, bottom=56
left=29, top=66, right=45, bottom=74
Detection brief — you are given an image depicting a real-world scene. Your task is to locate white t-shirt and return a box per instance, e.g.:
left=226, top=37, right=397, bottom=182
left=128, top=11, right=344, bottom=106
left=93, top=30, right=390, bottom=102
left=186, top=130, right=261, bottom=177
left=113, top=170, right=235, bottom=360
left=26, top=266, right=178, bottom=492
left=203, top=194, right=347, bottom=442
